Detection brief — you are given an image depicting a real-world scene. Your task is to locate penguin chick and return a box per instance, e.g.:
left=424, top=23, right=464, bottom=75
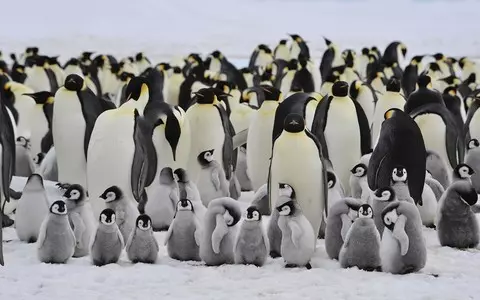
left=100, top=186, right=139, bottom=242
left=339, top=204, right=381, bottom=271
left=90, top=208, right=124, bottom=266
left=234, top=206, right=269, bottom=266
left=15, top=136, right=35, bottom=177
left=276, top=183, right=315, bottom=269
left=199, top=197, right=241, bottom=266
left=250, top=183, right=269, bottom=215
left=465, top=139, right=480, bottom=193
left=196, top=149, right=230, bottom=206
left=63, top=184, right=95, bottom=257
left=390, top=166, right=415, bottom=204
left=424, top=171, right=445, bottom=201
left=371, top=186, right=398, bottom=235
left=15, top=174, right=49, bottom=243
left=165, top=199, right=202, bottom=261
left=37, top=200, right=76, bottom=264
left=437, top=180, right=479, bottom=248
left=349, top=163, right=370, bottom=202
left=174, top=168, right=206, bottom=221
left=327, top=170, right=345, bottom=210
left=144, top=167, right=179, bottom=231
left=126, top=214, right=159, bottom=263
left=325, top=197, right=362, bottom=260
left=380, top=201, right=427, bottom=274
left=452, top=163, right=475, bottom=182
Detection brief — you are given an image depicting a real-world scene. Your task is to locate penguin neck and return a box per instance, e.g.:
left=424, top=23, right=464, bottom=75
left=282, top=130, right=306, bottom=138
left=332, top=95, right=350, bottom=102
left=50, top=214, right=68, bottom=224
left=100, top=223, right=118, bottom=233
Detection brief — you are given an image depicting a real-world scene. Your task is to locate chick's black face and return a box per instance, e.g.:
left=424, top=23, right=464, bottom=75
left=99, top=208, right=116, bottom=225
left=50, top=200, right=67, bottom=215
left=246, top=206, right=261, bottom=221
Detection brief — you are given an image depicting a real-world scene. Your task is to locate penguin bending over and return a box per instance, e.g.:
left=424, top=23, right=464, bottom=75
left=126, top=215, right=159, bottom=263
left=90, top=208, right=124, bottom=266
left=234, top=206, right=269, bottom=266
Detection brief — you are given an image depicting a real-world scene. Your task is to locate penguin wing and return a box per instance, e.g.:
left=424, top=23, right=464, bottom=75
left=70, top=212, right=86, bottom=248
left=215, top=104, right=235, bottom=179
left=125, top=230, right=135, bottom=254
left=89, top=228, right=99, bottom=252
left=262, top=227, right=270, bottom=253
left=118, top=228, right=125, bottom=249
left=232, top=129, right=248, bottom=150
left=340, top=214, right=353, bottom=242
left=425, top=178, right=445, bottom=201
left=352, top=99, right=372, bottom=155
left=212, top=214, right=228, bottom=254
left=194, top=216, right=202, bottom=247
left=0, top=96, right=15, bottom=202
left=392, top=215, right=409, bottom=256
left=211, top=168, right=221, bottom=191
left=289, top=219, right=303, bottom=248
left=36, top=218, right=48, bottom=249
left=464, top=100, right=480, bottom=144
left=249, top=50, right=259, bottom=70
left=78, top=89, right=106, bottom=159
left=131, top=113, right=150, bottom=202
left=310, top=96, right=332, bottom=160
left=320, top=49, right=334, bottom=82
left=342, top=225, right=354, bottom=248
left=164, top=223, right=173, bottom=246
left=169, top=188, right=179, bottom=207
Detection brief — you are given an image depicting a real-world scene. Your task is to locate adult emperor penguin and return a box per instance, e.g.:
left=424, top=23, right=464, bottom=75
left=2, top=81, right=36, bottom=138
left=465, top=138, right=480, bottom=192
left=165, top=199, right=202, bottom=261
left=37, top=200, right=76, bottom=264
left=402, top=55, right=425, bottom=97
left=126, top=214, right=159, bottom=263
left=339, top=204, right=381, bottom=271
left=368, top=108, right=427, bottom=205
left=90, top=208, right=124, bottom=266
left=349, top=80, right=377, bottom=127
left=24, top=56, right=57, bottom=93
left=165, top=67, right=184, bottom=106
left=319, top=37, right=344, bottom=83
left=274, top=39, right=290, bottom=61
left=380, top=201, right=427, bottom=274
left=53, top=74, right=107, bottom=188
left=382, top=41, right=407, bottom=67
left=437, top=180, right=479, bottom=248
left=247, top=86, right=282, bottom=191
left=289, top=34, right=310, bottom=61
left=312, top=81, right=371, bottom=196
left=269, top=112, right=327, bottom=238
left=199, top=197, right=241, bottom=266
left=15, top=174, right=49, bottom=243
left=371, top=78, right=406, bottom=145
left=371, top=187, right=397, bottom=235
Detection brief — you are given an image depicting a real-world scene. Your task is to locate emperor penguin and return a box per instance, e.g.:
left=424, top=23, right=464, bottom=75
left=246, top=86, right=282, bottom=191
left=371, top=187, right=397, bottom=235
left=37, top=200, right=76, bottom=264
left=339, top=204, right=381, bottom=271
left=134, top=52, right=151, bottom=74
left=2, top=81, right=36, bottom=138
left=53, top=74, right=106, bottom=188
left=349, top=163, right=370, bottom=202
left=382, top=41, right=407, bottom=69
left=452, top=163, right=475, bottom=182
left=319, top=37, right=344, bottom=83
left=371, top=77, right=406, bottom=145
left=312, top=81, right=371, bottom=195
left=234, top=206, right=269, bottom=266
left=120, top=76, right=151, bottom=115
left=196, top=149, right=230, bottom=206
left=380, top=201, right=427, bottom=274
left=24, top=56, right=57, bottom=93
left=349, top=80, right=377, bottom=127
left=325, top=197, right=362, bottom=260
left=100, top=186, right=139, bottom=243
left=465, top=138, right=480, bottom=192
left=126, top=214, right=159, bottom=263
left=90, top=208, right=124, bottom=266
left=15, top=136, right=35, bottom=177
left=276, top=183, right=315, bottom=269
left=390, top=166, right=415, bottom=204
left=289, top=34, right=310, bottom=61
left=274, top=39, right=290, bottom=61
left=144, top=167, right=179, bottom=231
left=402, top=55, right=425, bottom=97
left=165, top=199, right=202, bottom=261
left=437, top=180, right=479, bottom=248
left=63, top=184, right=96, bottom=257
left=269, top=112, right=327, bottom=239
left=173, top=168, right=206, bottom=220
left=199, top=197, right=241, bottom=266
left=15, top=174, right=49, bottom=243
left=165, top=67, right=184, bottom=106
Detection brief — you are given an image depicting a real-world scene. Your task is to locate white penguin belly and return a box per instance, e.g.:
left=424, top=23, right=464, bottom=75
left=356, top=91, right=375, bottom=127
left=166, top=76, right=182, bottom=106
left=372, top=95, right=404, bottom=147
left=418, top=184, right=437, bottom=226
left=196, top=168, right=226, bottom=206
left=305, top=100, right=319, bottom=130
left=14, top=95, right=36, bottom=139
left=280, top=72, right=295, bottom=96
left=30, top=105, right=49, bottom=157
left=380, top=229, right=401, bottom=273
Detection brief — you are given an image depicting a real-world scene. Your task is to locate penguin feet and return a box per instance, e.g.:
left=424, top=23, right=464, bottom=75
left=269, top=251, right=281, bottom=258
left=153, top=226, right=169, bottom=232
left=9, top=188, right=22, bottom=200
left=425, top=224, right=436, bottom=229
left=363, top=266, right=382, bottom=272
left=285, top=263, right=298, bottom=268
left=1, top=213, right=14, bottom=227
left=56, top=182, right=71, bottom=190
left=305, top=263, right=312, bottom=270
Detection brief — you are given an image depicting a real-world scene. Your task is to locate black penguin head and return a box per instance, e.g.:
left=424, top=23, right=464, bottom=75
left=433, top=53, right=445, bottom=61
left=417, top=75, right=432, bottom=89
left=383, top=108, right=402, bottom=120
left=332, top=81, right=349, bottom=97
left=358, top=204, right=373, bottom=219
left=258, top=44, right=272, bottom=54
left=47, top=56, right=60, bottom=66
left=193, top=88, right=225, bottom=105
left=136, top=214, right=152, bottom=231
left=327, top=171, right=337, bottom=189
left=50, top=200, right=67, bottom=215
left=374, top=186, right=396, bottom=202
left=454, top=163, right=475, bottom=179
left=81, top=51, right=94, bottom=61
left=63, top=184, right=85, bottom=201
left=289, top=34, right=303, bottom=42
left=277, top=200, right=296, bottom=216
left=350, top=163, right=367, bottom=178
left=323, top=37, right=332, bottom=47
left=119, top=72, right=135, bottom=82
left=349, top=80, right=362, bottom=100
left=160, top=167, right=175, bottom=184
left=361, top=48, right=369, bottom=55
left=99, top=208, right=116, bottom=225
left=125, top=76, right=149, bottom=101
left=278, top=183, right=295, bottom=199
left=33, top=152, right=45, bottom=165
left=23, top=91, right=54, bottom=105
left=283, top=113, right=305, bottom=133
left=198, top=149, right=215, bottom=166
left=381, top=202, right=400, bottom=231
left=245, top=206, right=261, bottom=221
left=173, top=67, right=182, bottom=74
left=211, top=50, right=223, bottom=59
left=16, top=136, right=30, bottom=148
left=99, top=186, right=123, bottom=203
left=468, top=139, right=480, bottom=150
left=287, top=59, right=298, bottom=70
left=391, top=166, right=408, bottom=183
left=443, top=86, right=457, bottom=96
left=64, top=74, right=84, bottom=91
left=278, top=39, right=287, bottom=45
left=261, top=85, right=282, bottom=102
left=411, top=55, right=424, bottom=65
left=65, top=58, right=80, bottom=67
left=173, top=168, right=189, bottom=183
left=400, top=44, right=407, bottom=57
left=135, top=52, right=145, bottom=61
left=177, top=199, right=194, bottom=212
left=156, top=62, right=171, bottom=71
left=428, top=62, right=441, bottom=73
left=386, top=77, right=401, bottom=92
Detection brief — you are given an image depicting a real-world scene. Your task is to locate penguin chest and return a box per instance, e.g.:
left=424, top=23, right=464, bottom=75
left=414, top=114, right=450, bottom=171
left=280, top=72, right=296, bottom=96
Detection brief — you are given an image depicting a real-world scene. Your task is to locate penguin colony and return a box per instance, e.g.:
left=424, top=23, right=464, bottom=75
left=0, top=36, right=479, bottom=275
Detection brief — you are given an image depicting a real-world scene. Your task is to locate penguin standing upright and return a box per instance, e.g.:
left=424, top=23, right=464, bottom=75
left=173, top=168, right=206, bottom=220
left=465, top=139, right=480, bottom=192
left=312, top=81, right=371, bottom=196
left=402, top=55, right=425, bottom=97
left=274, top=39, right=290, bottom=61
left=90, top=208, right=124, bottom=266
left=15, top=136, right=35, bottom=177
left=165, top=67, right=184, bottom=106
left=126, top=214, right=159, bottom=263
left=53, top=74, right=107, bottom=188
left=349, top=80, right=377, bottom=127
left=24, top=56, right=57, bottom=93
left=382, top=41, right=407, bottom=68
left=319, top=38, right=344, bottom=83
left=2, top=81, right=36, bottom=139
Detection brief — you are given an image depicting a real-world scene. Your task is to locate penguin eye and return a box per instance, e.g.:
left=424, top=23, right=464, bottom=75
left=139, top=220, right=144, bottom=227
left=53, top=204, right=59, bottom=211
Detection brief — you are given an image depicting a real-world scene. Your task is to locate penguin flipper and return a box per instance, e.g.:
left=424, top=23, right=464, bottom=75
left=445, top=123, right=460, bottom=168
left=340, top=214, right=353, bottom=242
left=37, top=218, right=48, bottom=249
left=169, top=189, right=179, bottom=208
left=343, top=225, right=354, bottom=248
left=164, top=224, right=173, bottom=246
left=352, top=99, right=372, bottom=155
left=0, top=99, right=15, bottom=202
left=70, top=212, right=86, bottom=248
left=78, top=88, right=106, bottom=159
left=125, top=230, right=135, bottom=254
left=393, top=215, right=409, bottom=256
left=211, top=168, right=221, bottom=191
left=212, top=214, right=228, bottom=254
left=288, top=220, right=302, bottom=249
left=131, top=110, right=150, bottom=202
left=117, top=227, right=125, bottom=249
left=193, top=217, right=202, bottom=247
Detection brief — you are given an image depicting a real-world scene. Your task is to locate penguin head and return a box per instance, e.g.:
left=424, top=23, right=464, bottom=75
left=349, top=80, right=363, bottom=100
left=417, top=75, right=432, bottom=89
left=16, top=136, right=30, bottom=148
left=135, top=52, right=145, bottom=62
left=323, top=37, right=333, bottom=47
left=374, top=186, right=396, bottom=202
left=23, top=91, right=54, bottom=105
left=136, top=214, right=152, bottom=231
left=160, top=167, right=175, bottom=184
left=277, top=200, right=295, bottom=216
left=332, top=81, right=349, bottom=97
left=278, top=39, right=288, bottom=46
left=33, top=153, right=45, bottom=165
left=278, top=183, right=295, bottom=199
left=381, top=202, right=400, bottom=231
left=173, top=168, right=188, bottom=183
left=177, top=199, right=194, bottom=212
left=410, top=55, right=424, bottom=66
left=443, top=86, right=457, bottom=97
left=468, top=139, right=480, bottom=150
left=64, top=74, right=84, bottom=91
left=283, top=113, right=305, bottom=133
left=350, top=163, right=367, bottom=178
left=245, top=206, right=261, bottom=221
left=211, top=50, right=223, bottom=60
left=99, top=208, right=116, bottom=225
left=63, top=184, right=85, bottom=201
left=50, top=200, right=67, bottom=215
left=260, top=85, right=282, bottom=102
left=258, top=44, right=272, bottom=54
left=358, top=204, right=373, bottom=219
left=391, top=166, right=408, bottom=183
left=383, top=108, right=402, bottom=120
left=125, top=76, right=149, bottom=101
left=99, top=186, right=123, bottom=203
left=172, top=67, right=182, bottom=74
left=48, top=56, right=60, bottom=66
left=327, top=171, right=337, bottom=189
left=156, top=62, right=171, bottom=71
left=290, top=34, right=304, bottom=43
left=454, top=163, right=475, bottom=179
left=198, top=149, right=215, bottom=166
left=400, top=43, right=407, bottom=57
left=433, top=53, right=445, bottom=61
left=386, top=77, right=401, bottom=92
left=193, top=88, right=226, bottom=105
